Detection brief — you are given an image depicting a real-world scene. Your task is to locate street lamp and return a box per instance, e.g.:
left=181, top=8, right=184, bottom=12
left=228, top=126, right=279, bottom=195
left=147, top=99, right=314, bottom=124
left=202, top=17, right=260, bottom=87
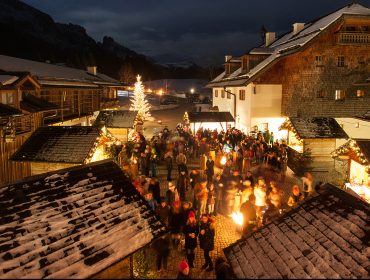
left=158, top=90, right=163, bottom=108
left=223, top=86, right=236, bottom=127
left=190, top=88, right=195, bottom=94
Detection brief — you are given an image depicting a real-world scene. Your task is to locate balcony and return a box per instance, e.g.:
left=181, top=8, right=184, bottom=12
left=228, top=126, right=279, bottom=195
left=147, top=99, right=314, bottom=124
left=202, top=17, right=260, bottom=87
left=336, top=32, right=370, bottom=45
left=1, top=115, right=32, bottom=142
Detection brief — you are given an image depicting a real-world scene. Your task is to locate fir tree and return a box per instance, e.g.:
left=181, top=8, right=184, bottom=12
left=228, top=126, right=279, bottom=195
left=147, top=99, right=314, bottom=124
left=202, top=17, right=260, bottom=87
left=129, top=75, right=151, bottom=122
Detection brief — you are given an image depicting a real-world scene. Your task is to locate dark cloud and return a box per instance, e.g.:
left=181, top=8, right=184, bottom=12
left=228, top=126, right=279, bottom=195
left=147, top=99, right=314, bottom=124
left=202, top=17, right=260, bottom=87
left=23, top=0, right=368, bottom=66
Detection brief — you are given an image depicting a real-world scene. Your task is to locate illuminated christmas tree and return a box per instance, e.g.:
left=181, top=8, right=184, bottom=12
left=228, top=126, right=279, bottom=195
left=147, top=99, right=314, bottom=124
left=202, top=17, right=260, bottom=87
left=183, top=111, right=190, bottom=125
left=130, top=75, right=151, bottom=122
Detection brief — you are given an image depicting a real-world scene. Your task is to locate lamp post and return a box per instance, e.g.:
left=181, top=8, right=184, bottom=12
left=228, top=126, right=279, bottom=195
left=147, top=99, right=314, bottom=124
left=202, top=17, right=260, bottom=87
left=223, top=87, right=236, bottom=127
left=158, top=89, right=163, bottom=109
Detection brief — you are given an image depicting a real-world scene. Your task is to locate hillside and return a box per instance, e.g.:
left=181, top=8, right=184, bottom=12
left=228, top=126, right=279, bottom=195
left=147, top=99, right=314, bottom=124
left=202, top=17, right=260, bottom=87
left=0, top=0, right=217, bottom=81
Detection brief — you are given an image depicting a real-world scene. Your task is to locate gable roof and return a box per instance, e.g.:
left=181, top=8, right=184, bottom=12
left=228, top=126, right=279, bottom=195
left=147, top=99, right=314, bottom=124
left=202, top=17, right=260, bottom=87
left=94, top=110, right=137, bottom=128
left=224, top=184, right=370, bottom=279
left=331, top=139, right=370, bottom=173
left=280, top=117, right=348, bottom=140
left=0, top=103, right=23, bottom=118
left=10, top=126, right=104, bottom=164
left=20, top=93, right=58, bottom=113
left=0, top=160, right=167, bottom=279
left=0, top=55, right=120, bottom=88
left=188, top=111, right=235, bottom=123
left=207, top=3, right=370, bottom=88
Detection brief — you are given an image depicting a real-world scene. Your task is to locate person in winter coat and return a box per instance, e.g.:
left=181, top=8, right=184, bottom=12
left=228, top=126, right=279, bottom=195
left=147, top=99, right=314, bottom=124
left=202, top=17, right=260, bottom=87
left=267, top=182, right=284, bottom=210
left=301, top=172, right=314, bottom=198
left=254, top=177, right=267, bottom=223
left=156, top=197, right=171, bottom=226
left=152, top=234, right=171, bottom=272
left=213, top=174, right=224, bottom=215
left=169, top=200, right=184, bottom=249
left=182, top=201, right=195, bottom=228
left=148, top=177, right=161, bottom=204
left=183, top=211, right=199, bottom=268
left=176, top=152, right=187, bottom=172
left=207, top=183, right=216, bottom=215
left=165, top=151, right=173, bottom=181
left=166, top=182, right=179, bottom=207
left=177, top=260, right=191, bottom=279
left=205, top=157, right=215, bottom=183
left=144, top=192, right=157, bottom=210
left=198, top=214, right=215, bottom=272
left=195, top=179, right=208, bottom=218
left=287, top=185, right=304, bottom=207
left=177, top=170, right=189, bottom=201
left=240, top=194, right=257, bottom=237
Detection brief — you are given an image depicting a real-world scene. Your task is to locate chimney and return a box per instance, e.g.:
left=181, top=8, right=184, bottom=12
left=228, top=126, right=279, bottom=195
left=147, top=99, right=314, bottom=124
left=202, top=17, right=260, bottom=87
left=265, top=32, right=276, bottom=47
left=225, top=55, right=232, bottom=62
left=87, top=66, right=97, bottom=76
left=293, top=23, right=305, bottom=35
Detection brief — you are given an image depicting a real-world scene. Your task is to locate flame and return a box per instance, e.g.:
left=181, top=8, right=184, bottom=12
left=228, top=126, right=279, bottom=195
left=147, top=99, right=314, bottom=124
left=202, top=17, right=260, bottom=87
left=220, top=156, right=227, bottom=165
left=230, top=211, right=243, bottom=226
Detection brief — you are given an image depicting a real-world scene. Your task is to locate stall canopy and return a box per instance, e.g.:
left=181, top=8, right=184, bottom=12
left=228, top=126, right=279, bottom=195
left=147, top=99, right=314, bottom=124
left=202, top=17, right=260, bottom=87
left=279, top=117, right=348, bottom=140
left=0, top=160, right=168, bottom=279
left=224, top=184, right=370, bottom=279
left=188, top=111, right=234, bottom=123
left=94, top=110, right=138, bottom=128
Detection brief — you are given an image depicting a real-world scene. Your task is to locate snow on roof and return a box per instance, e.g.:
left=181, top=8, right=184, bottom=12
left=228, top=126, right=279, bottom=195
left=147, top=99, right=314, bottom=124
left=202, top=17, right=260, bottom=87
left=0, top=160, right=167, bottom=279
left=188, top=111, right=235, bottom=123
left=224, top=184, right=370, bottom=279
left=0, top=55, right=120, bottom=87
left=20, top=93, right=58, bottom=113
left=0, top=75, right=19, bottom=86
left=94, top=110, right=138, bottom=128
left=10, top=126, right=103, bottom=164
left=208, top=3, right=370, bottom=87
left=280, top=117, right=348, bottom=139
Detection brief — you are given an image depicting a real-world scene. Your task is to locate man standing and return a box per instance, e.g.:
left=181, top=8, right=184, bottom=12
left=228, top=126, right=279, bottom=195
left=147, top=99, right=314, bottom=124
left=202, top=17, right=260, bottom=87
left=199, top=214, right=215, bottom=272
left=205, top=156, right=215, bottom=183
left=164, top=151, right=173, bottom=181
left=240, top=194, right=257, bottom=237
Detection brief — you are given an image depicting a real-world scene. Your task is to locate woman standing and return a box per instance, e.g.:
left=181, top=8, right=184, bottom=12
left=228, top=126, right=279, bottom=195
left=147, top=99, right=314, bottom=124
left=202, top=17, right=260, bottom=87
left=183, top=211, right=199, bottom=268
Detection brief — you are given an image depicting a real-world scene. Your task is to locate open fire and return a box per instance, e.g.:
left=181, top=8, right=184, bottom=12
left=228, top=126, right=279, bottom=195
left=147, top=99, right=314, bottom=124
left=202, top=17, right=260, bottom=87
left=230, top=211, right=243, bottom=226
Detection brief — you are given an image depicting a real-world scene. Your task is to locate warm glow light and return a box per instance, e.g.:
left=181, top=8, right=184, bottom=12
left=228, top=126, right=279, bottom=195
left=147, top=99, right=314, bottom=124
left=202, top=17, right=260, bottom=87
left=158, top=89, right=163, bottom=96
left=230, top=211, right=243, bottom=226
left=220, top=156, right=227, bottom=165
left=190, top=88, right=195, bottom=94
left=147, top=88, right=152, bottom=93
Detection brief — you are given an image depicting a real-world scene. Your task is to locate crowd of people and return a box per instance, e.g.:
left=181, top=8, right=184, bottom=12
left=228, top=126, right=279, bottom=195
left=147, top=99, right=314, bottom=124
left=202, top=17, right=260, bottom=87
left=116, top=124, right=318, bottom=278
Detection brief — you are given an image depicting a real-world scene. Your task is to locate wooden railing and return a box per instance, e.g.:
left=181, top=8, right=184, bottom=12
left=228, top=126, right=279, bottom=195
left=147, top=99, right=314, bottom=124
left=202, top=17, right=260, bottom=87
left=336, top=32, right=370, bottom=45
left=1, top=115, right=32, bottom=142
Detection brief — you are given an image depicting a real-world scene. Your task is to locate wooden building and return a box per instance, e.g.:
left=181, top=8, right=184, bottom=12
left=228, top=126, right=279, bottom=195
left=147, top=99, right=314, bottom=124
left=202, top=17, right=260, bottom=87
left=93, top=110, right=138, bottom=142
left=10, top=126, right=116, bottom=175
left=331, top=139, right=370, bottom=203
left=207, top=3, right=370, bottom=135
left=0, top=160, right=168, bottom=279
left=279, top=117, right=348, bottom=180
left=0, top=56, right=123, bottom=185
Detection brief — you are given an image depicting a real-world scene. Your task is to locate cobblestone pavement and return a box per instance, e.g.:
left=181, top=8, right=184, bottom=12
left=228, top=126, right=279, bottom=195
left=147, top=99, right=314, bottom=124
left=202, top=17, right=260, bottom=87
left=139, top=157, right=302, bottom=279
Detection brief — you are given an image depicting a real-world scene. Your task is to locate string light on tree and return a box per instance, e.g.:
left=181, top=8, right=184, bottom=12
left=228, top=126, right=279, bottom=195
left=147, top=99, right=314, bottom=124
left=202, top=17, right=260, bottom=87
left=129, top=75, right=151, bottom=123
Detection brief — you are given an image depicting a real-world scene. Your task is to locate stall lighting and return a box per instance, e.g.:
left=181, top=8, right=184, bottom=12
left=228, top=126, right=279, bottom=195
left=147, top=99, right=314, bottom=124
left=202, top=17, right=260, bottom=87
left=230, top=211, right=243, bottom=226
left=220, top=156, right=227, bottom=165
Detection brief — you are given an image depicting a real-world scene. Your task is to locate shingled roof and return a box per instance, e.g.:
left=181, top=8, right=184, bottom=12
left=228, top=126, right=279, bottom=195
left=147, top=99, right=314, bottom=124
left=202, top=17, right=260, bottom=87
left=224, top=184, right=370, bottom=279
left=20, top=93, right=58, bottom=113
left=0, top=103, right=23, bottom=117
left=188, top=111, right=235, bottom=123
left=93, top=110, right=137, bottom=128
left=0, top=160, right=167, bottom=279
left=11, top=126, right=104, bottom=164
left=280, top=117, right=348, bottom=140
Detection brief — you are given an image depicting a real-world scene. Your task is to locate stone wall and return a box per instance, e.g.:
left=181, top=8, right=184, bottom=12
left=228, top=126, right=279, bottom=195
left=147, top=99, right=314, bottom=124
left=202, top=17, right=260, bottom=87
left=257, top=18, right=370, bottom=118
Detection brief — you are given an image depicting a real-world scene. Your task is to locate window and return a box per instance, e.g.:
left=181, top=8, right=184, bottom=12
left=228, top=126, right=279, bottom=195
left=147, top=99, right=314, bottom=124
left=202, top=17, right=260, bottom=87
left=221, top=90, right=225, bottom=98
left=337, top=56, right=345, bottom=67
left=356, top=90, right=365, bottom=98
left=316, top=90, right=324, bottom=98
left=239, top=89, right=245, bottom=100
left=214, top=90, right=218, bottom=98
left=315, top=55, right=322, bottom=66
left=227, top=92, right=231, bottom=99
left=1, top=92, right=14, bottom=105
left=335, top=90, right=345, bottom=100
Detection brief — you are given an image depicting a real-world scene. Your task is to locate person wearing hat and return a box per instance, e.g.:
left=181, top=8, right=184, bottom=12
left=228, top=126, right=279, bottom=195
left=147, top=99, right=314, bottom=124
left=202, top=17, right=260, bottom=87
left=183, top=211, right=198, bottom=268
left=156, top=197, right=170, bottom=227
left=177, top=260, right=190, bottom=279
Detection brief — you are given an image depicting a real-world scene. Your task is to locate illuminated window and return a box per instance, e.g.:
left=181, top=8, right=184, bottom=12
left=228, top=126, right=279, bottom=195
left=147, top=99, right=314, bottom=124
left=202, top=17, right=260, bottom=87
left=337, top=56, right=345, bottom=67
left=221, top=90, right=225, bottom=98
left=356, top=90, right=364, bottom=98
left=1, top=93, right=14, bottom=105
left=214, top=90, right=218, bottom=98
left=239, top=89, right=245, bottom=100
left=316, top=90, right=324, bottom=98
left=335, top=90, right=345, bottom=100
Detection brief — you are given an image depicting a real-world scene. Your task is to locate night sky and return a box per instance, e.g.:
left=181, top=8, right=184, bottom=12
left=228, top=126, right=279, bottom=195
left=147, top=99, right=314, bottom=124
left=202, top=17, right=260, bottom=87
left=24, top=0, right=370, bottom=66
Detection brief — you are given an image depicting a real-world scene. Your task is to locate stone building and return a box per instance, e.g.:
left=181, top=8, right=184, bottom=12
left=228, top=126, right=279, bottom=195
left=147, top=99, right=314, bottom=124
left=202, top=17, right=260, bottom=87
left=207, top=3, right=370, bottom=135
